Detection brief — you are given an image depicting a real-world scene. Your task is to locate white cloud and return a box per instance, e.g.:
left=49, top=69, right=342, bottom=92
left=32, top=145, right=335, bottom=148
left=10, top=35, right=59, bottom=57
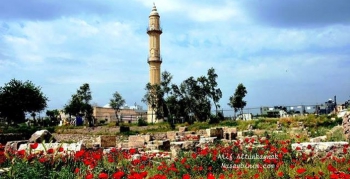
left=1, top=0, right=349, bottom=110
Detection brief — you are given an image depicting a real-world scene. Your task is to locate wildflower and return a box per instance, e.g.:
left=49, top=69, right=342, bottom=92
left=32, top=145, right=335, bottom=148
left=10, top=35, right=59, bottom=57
left=58, top=147, right=64, bottom=152
left=17, top=150, right=25, bottom=155
left=207, top=173, right=215, bottom=179
left=75, top=150, right=85, bottom=158
left=307, top=145, right=312, bottom=149
left=47, top=148, right=54, bottom=154
left=112, top=171, right=125, bottom=179
left=327, top=164, right=337, bottom=172
left=277, top=171, right=284, bottom=177
left=281, top=147, right=288, bottom=154
left=296, top=168, right=306, bottom=174
left=30, top=143, right=38, bottom=149
left=130, top=148, right=137, bottom=155
left=181, top=157, right=187, bottom=164
left=99, top=172, right=109, bottom=179
left=86, top=173, right=94, bottom=179
left=192, top=153, right=197, bottom=159
left=74, top=168, right=80, bottom=174
left=38, top=157, right=46, bottom=163
left=183, top=174, right=190, bottom=179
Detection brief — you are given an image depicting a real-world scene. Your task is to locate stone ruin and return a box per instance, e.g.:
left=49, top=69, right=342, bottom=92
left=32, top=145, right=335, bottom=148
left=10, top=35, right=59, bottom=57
left=343, top=112, right=350, bottom=140
left=3, top=122, right=349, bottom=161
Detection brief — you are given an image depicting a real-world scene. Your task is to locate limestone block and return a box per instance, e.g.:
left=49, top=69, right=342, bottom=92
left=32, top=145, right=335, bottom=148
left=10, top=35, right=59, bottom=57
left=5, top=140, right=28, bottom=153
left=166, top=131, right=177, bottom=141
left=152, top=133, right=167, bottom=140
left=291, top=142, right=348, bottom=152
left=154, top=140, right=170, bottom=151
left=224, top=127, right=237, bottom=134
left=18, top=143, right=85, bottom=153
left=143, top=135, right=151, bottom=142
left=146, top=144, right=158, bottom=150
left=117, top=142, right=129, bottom=148
left=309, top=136, right=327, bottom=143
left=196, top=130, right=207, bottom=137
left=183, top=141, right=196, bottom=151
left=199, top=137, right=217, bottom=144
left=96, top=136, right=116, bottom=148
left=29, top=130, right=57, bottom=143
left=179, top=127, right=187, bottom=132
left=129, top=135, right=145, bottom=143
left=206, top=128, right=217, bottom=138
left=170, top=142, right=183, bottom=159
left=128, top=141, right=144, bottom=148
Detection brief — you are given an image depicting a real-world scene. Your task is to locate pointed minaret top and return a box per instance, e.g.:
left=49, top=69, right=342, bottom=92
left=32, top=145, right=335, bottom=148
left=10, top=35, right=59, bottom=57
left=150, top=3, right=159, bottom=16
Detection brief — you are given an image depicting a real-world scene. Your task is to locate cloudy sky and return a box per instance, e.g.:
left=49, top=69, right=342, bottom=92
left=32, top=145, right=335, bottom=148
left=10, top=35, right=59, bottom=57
left=1, top=0, right=349, bottom=113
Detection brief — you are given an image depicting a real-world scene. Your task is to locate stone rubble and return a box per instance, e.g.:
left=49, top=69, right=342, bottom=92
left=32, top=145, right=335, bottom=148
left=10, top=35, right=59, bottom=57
left=4, top=124, right=350, bottom=162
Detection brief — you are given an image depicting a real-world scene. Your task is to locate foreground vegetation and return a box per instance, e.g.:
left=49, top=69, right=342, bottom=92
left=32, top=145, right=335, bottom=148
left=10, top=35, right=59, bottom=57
left=1, top=131, right=350, bottom=179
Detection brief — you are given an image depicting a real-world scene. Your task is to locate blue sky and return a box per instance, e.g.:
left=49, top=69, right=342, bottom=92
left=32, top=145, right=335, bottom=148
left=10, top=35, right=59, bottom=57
left=0, top=0, right=349, bottom=112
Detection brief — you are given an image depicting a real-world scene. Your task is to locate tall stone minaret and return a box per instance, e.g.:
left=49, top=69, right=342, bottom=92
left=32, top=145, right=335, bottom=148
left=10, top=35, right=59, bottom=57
left=147, top=3, right=162, bottom=123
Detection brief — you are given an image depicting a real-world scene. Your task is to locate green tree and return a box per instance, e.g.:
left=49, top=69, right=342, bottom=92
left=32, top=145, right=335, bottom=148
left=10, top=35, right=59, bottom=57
left=64, top=83, right=93, bottom=126
left=0, top=79, right=48, bottom=124
left=228, top=83, right=247, bottom=119
left=199, top=68, right=222, bottom=116
left=142, top=83, right=163, bottom=123
left=109, top=91, right=125, bottom=126
left=46, top=109, right=61, bottom=125
left=171, top=76, right=211, bottom=122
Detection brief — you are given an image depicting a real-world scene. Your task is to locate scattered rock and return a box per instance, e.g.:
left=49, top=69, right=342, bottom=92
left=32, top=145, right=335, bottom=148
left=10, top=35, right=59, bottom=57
left=29, top=130, right=56, bottom=143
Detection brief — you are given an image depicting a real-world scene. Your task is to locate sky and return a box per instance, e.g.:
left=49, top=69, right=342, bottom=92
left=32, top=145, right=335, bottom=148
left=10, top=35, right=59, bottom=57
left=0, top=0, right=350, bottom=113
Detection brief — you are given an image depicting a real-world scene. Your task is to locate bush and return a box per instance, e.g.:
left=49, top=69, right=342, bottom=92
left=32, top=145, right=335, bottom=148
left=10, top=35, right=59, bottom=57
left=209, top=112, right=225, bottom=124
left=137, top=117, right=148, bottom=126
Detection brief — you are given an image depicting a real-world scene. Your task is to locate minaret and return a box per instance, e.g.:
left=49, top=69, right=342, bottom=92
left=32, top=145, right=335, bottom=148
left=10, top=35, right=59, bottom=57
left=147, top=3, right=162, bottom=123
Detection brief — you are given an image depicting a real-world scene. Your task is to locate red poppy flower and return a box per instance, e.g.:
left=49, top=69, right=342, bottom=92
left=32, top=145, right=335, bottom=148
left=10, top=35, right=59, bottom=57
left=130, top=148, right=137, bottom=155
left=307, top=145, right=312, bottom=149
left=327, top=164, right=337, bottom=172
left=39, top=157, right=46, bottom=163
left=254, top=173, right=259, bottom=178
left=207, top=173, right=215, bottom=179
left=278, top=171, right=284, bottom=177
left=47, top=148, right=54, bottom=154
left=86, top=173, right=94, bottom=179
left=17, top=150, right=25, bottom=155
left=281, top=147, right=288, bottom=153
left=30, top=143, right=38, bottom=149
left=182, top=174, right=190, bottom=179
left=99, top=172, right=108, bottom=179
left=58, top=147, right=64, bottom=152
left=74, top=168, right=80, bottom=174
left=330, top=173, right=339, bottom=179
left=112, top=171, right=125, bottom=179
left=296, top=168, right=306, bottom=174
left=75, top=150, right=85, bottom=158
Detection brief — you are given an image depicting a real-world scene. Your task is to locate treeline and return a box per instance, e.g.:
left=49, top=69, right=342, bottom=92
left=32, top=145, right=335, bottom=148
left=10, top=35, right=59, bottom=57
left=0, top=67, right=247, bottom=125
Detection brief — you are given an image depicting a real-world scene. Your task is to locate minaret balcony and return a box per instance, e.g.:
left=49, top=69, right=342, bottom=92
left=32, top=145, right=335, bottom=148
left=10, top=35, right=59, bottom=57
left=147, top=56, right=163, bottom=63
left=147, top=27, right=163, bottom=34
